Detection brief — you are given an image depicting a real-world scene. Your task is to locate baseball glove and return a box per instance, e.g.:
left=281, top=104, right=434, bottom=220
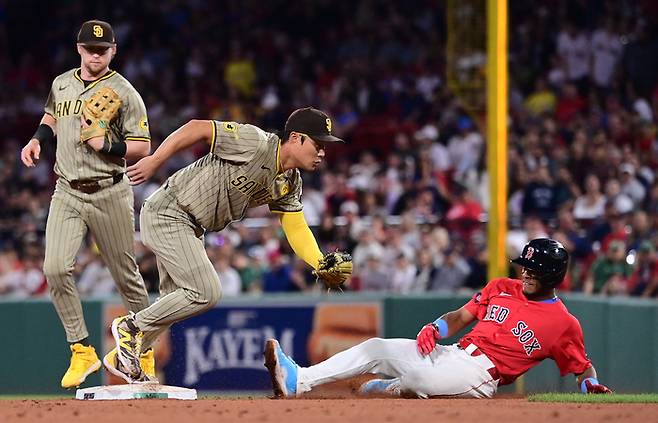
left=80, top=87, right=122, bottom=142
left=313, top=251, right=353, bottom=291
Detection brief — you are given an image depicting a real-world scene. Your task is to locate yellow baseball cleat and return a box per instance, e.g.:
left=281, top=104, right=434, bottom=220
left=60, top=343, right=102, bottom=389
left=140, top=348, right=157, bottom=381
left=103, top=347, right=157, bottom=383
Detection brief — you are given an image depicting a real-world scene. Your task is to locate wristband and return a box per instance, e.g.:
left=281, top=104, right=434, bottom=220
left=432, top=318, right=449, bottom=338
left=33, top=123, right=54, bottom=144
left=102, top=139, right=128, bottom=157
left=580, top=377, right=599, bottom=393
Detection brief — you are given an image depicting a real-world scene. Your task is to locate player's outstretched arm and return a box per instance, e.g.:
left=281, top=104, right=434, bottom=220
left=417, top=306, right=477, bottom=355
left=576, top=366, right=612, bottom=394
left=127, top=119, right=213, bottom=185
left=278, top=211, right=323, bottom=270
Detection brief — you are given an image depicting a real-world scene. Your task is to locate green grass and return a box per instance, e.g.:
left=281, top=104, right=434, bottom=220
left=529, top=393, right=658, bottom=403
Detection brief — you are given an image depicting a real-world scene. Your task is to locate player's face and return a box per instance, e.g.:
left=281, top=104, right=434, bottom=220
left=77, top=44, right=116, bottom=75
left=521, top=268, right=542, bottom=295
left=294, top=133, right=325, bottom=171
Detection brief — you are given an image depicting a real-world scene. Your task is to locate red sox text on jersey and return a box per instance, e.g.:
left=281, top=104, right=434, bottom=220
left=482, top=304, right=542, bottom=356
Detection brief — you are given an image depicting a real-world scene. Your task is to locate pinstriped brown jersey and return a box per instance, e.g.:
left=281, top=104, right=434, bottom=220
left=44, top=68, right=150, bottom=181
left=165, top=121, right=303, bottom=231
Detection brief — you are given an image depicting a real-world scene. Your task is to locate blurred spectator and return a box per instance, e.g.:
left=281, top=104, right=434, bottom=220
left=525, top=77, right=557, bottom=116
left=410, top=249, right=438, bottom=292
left=390, top=253, right=417, bottom=294
left=590, top=18, right=623, bottom=92
left=627, top=241, right=658, bottom=297
left=555, top=82, right=587, bottom=124
left=628, top=210, right=653, bottom=251
left=77, top=247, right=115, bottom=297
left=429, top=246, right=470, bottom=292
left=215, top=256, right=241, bottom=297
left=445, top=183, right=484, bottom=241
left=233, top=251, right=264, bottom=293
left=604, top=178, right=634, bottom=215
left=0, top=251, right=45, bottom=297
left=555, top=207, right=593, bottom=259
left=618, top=163, right=646, bottom=206
left=573, top=174, right=606, bottom=221
left=462, top=245, right=488, bottom=290
left=583, top=240, right=633, bottom=295
left=556, top=22, right=590, bottom=92
left=447, top=116, right=484, bottom=180
left=262, top=250, right=302, bottom=293
left=521, top=163, right=558, bottom=221
left=359, top=254, right=390, bottom=291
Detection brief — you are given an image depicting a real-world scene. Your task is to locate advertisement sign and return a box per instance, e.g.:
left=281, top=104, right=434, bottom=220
left=164, top=305, right=315, bottom=391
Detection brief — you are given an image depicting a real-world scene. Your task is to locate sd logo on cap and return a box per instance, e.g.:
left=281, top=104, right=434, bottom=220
left=77, top=20, right=115, bottom=47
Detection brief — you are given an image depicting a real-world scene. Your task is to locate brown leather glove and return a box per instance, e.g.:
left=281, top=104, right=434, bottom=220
left=313, top=251, right=353, bottom=290
left=80, top=86, right=122, bottom=142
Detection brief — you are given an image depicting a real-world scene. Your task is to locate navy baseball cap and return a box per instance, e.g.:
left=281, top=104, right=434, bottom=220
left=77, top=20, right=115, bottom=47
left=285, top=107, right=344, bottom=143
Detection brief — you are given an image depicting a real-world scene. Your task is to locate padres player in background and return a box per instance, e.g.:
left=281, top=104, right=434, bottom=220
left=20, top=20, right=155, bottom=388
left=265, top=238, right=612, bottom=398
left=106, top=107, right=352, bottom=381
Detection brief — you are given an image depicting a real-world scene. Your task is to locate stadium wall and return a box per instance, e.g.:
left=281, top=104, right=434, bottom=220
left=0, top=294, right=655, bottom=394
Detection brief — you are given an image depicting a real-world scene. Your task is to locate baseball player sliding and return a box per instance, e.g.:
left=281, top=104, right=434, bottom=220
left=265, top=238, right=612, bottom=398
left=20, top=20, right=155, bottom=388
left=107, top=107, right=353, bottom=382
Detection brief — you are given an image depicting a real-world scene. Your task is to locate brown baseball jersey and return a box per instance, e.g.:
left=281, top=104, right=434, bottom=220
left=165, top=121, right=303, bottom=230
left=45, top=68, right=150, bottom=181
left=42, top=67, right=150, bottom=343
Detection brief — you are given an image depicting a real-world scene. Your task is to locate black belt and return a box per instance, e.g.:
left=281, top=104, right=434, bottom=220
left=69, top=173, right=123, bottom=194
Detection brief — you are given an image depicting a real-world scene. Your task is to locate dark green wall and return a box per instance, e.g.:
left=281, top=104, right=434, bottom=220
left=1, top=294, right=656, bottom=394
left=0, top=299, right=102, bottom=394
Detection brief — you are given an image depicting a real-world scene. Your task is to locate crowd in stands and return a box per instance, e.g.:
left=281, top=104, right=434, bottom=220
left=1, top=0, right=657, bottom=299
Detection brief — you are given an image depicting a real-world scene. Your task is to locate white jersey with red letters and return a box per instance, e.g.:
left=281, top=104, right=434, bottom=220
left=461, top=277, right=591, bottom=385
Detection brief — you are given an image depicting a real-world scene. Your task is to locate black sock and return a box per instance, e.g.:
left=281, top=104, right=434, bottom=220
left=71, top=338, right=90, bottom=347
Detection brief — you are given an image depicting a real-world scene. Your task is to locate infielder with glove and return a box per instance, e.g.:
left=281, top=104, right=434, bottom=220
left=265, top=238, right=612, bottom=398
left=109, top=107, right=352, bottom=382
left=20, top=20, right=154, bottom=388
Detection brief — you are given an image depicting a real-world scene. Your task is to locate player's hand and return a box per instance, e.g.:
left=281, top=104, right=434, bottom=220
left=80, top=116, right=105, bottom=151
left=127, top=155, right=160, bottom=185
left=416, top=323, right=441, bottom=355
left=21, top=139, right=41, bottom=167
left=584, top=379, right=612, bottom=394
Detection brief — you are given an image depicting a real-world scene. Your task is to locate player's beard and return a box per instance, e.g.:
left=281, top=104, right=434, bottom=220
left=83, top=58, right=110, bottom=78
left=522, top=279, right=554, bottom=301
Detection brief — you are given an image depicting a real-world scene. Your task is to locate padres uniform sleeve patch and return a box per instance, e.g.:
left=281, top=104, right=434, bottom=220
left=269, top=169, right=303, bottom=213
left=121, top=85, right=151, bottom=141
left=212, top=121, right=259, bottom=163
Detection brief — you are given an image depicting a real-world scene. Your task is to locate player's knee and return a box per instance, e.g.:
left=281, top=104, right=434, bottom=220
left=186, top=281, right=221, bottom=308
left=42, top=259, right=73, bottom=283
left=361, top=337, right=389, bottom=354
left=205, top=282, right=222, bottom=306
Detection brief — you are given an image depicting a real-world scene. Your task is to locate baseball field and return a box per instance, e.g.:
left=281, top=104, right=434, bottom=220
left=3, top=377, right=658, bottom=423
left=2, top=395, right=658, bottom=423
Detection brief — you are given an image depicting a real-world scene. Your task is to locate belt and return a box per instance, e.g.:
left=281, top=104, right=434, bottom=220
left=458, top=342, right=500, bottom=381
left=69, top=173, right=123, bottom=194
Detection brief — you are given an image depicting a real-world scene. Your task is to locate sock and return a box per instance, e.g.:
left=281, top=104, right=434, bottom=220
left=72, top=338, right=90, bottom=347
